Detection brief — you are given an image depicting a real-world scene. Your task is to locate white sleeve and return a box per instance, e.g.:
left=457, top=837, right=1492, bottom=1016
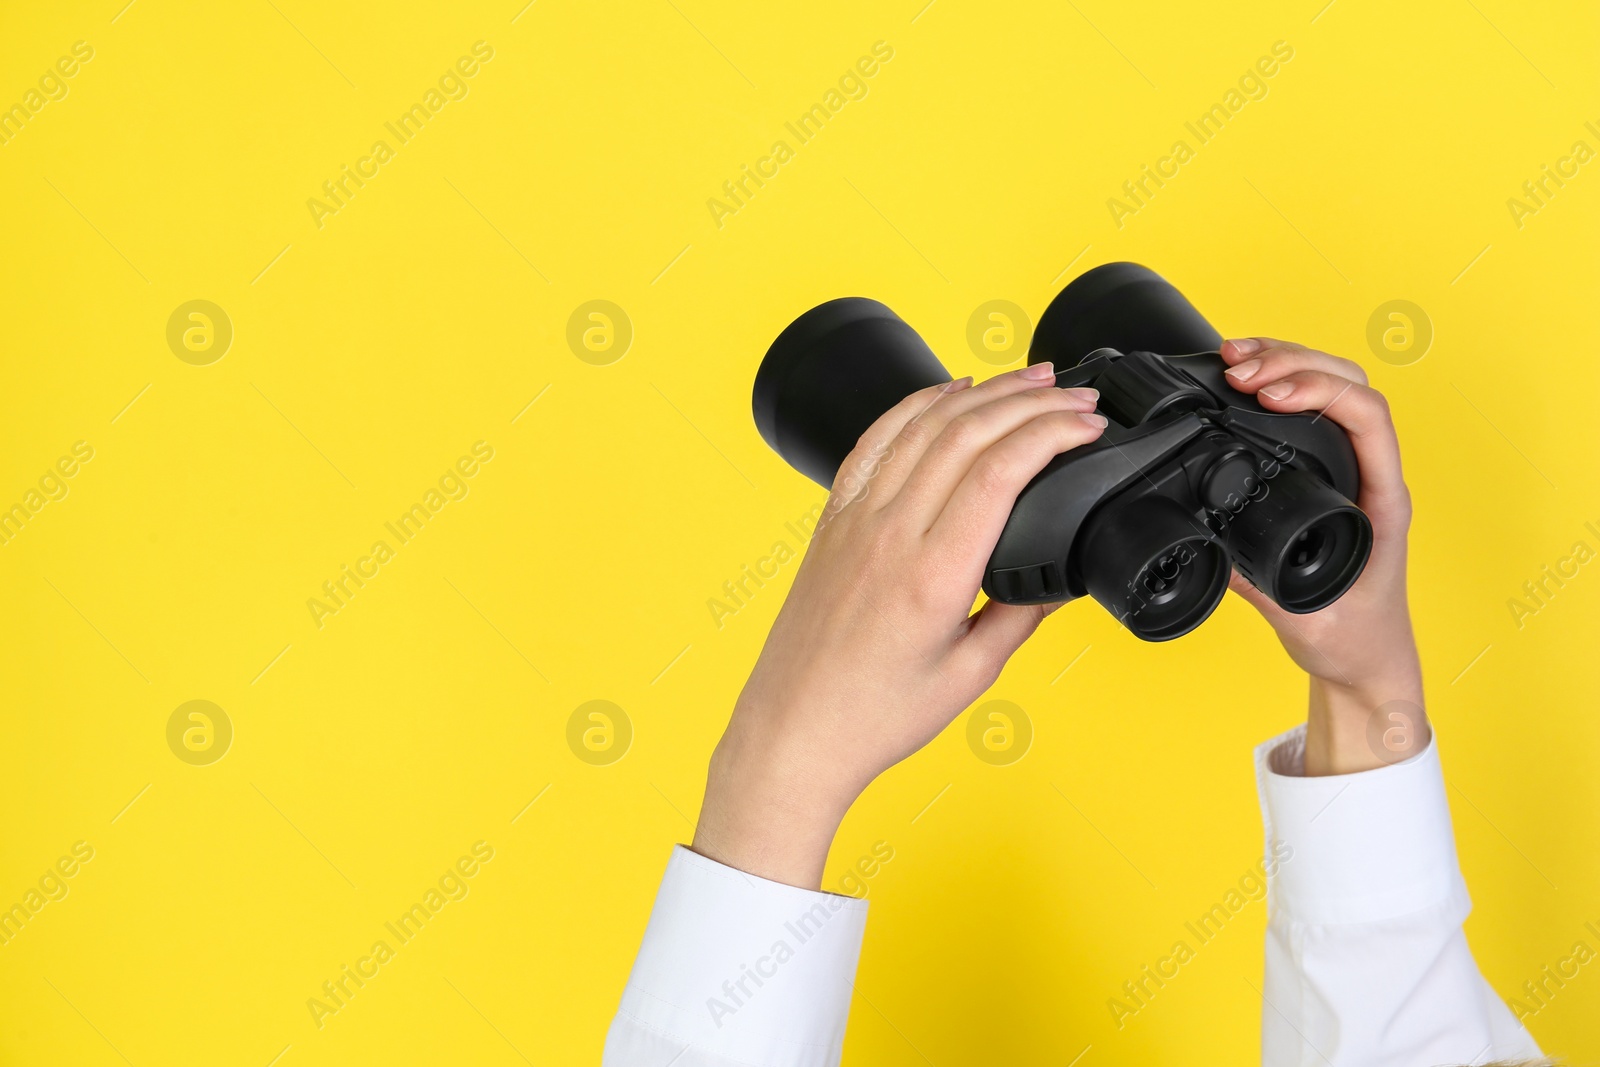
left=1256, top=724, right=1542, bottom=1066
left=603, top=845, right=868, bottom=1067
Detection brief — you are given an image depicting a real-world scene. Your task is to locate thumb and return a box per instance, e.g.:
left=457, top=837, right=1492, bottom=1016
left=1227, top=569, right=1292, bottom=627
left=954, top=599, right=1051, bottom=682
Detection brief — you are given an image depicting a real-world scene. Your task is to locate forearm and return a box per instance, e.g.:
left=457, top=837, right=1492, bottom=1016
left=1303, top=671, right=1427, bottom=777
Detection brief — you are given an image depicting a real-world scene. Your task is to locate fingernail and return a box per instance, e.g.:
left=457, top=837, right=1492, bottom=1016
left=1225, top=359, right=1261, bottom=383
left=1067, top=387, right=1099, bottom=401
left=1227, top=338, right=1261, bottom=356
left=1260, top=381, right=1294, bottom=400
left=1020, top=361, right=1055, bottom=380
left=945, top=376, right=974, bottom=392
left=1078, top=412, right=1108, bottom=428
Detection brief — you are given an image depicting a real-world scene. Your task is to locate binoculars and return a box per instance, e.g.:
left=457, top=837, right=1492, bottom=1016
left=751, top=262, right=1373, bottom=641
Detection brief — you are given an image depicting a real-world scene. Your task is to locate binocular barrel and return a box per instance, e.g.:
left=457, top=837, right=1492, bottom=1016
left=754, top=297, right=953, bottom=487
left=1076, top=493, right=1231, bottom=642
left=1218, top=464, right=1370, bottom=613
left=751, top=263, right=1373, bottom=640
left=1032, top=261, right=1225, bottom=367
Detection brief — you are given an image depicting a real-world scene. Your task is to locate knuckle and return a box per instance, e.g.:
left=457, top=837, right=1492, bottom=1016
left=1062, top=412, right=1100, bottom=438
left=971, top=453, right=1014, bottom=497
left=828, top=471, right=869, bottom=510
left=864, top=404, right=908, bottom=443
left=1028, top=416, right=1088, bottom=459
left=1054, top=411, right=1099, bottom=443
left=896, top=417, right=935, bottom=451
left=1257, top=350, right=1295, bottom=375
left=940, top=411, right=983, bottom=452
left=836, top=448, right=865, bottom=487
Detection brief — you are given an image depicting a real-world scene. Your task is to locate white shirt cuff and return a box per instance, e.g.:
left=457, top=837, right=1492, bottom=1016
left=606, top=845, right=868, bottom=1067
left=1255, top=723, right=1470, bottom=926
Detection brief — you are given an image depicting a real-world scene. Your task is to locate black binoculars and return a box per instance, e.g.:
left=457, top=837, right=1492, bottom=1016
left=751, top=262, right=1373, bottom=641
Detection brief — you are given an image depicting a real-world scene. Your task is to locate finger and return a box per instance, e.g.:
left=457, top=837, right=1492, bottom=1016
left=930, top=408, right=1109, bottom=559
left=831, top=377, right=972, bottom=492
left=832, top=364, right=1066, bottom=507
left=1221, top=342, right=1368, bottom=391
left=1220, top=336, right=1309, bottom=362
left=867, top=364, right=1081, bottom=500
left=1244, top=369, right=1407, bottom=508
left=949, top=600, right=1049, bottom=687
left=891, top=386, right=1102, bottom=521
left=823, top=377, right=974, bottom=525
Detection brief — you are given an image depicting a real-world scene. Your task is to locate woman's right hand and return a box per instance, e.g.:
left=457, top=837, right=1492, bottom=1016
left=693, top=365, right=1106, bottom=888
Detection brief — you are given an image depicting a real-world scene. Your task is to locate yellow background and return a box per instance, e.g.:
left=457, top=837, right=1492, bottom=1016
left=2, top=0, right=1598, bottom=1063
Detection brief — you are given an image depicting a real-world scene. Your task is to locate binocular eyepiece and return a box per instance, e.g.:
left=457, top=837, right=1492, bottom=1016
left=752, top=263, right=1373, bottom=641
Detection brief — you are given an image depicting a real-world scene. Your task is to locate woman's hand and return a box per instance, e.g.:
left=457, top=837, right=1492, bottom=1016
left=1219, top=337, right=1426, bottom=776
left=692, top=365, right=1107, bottom=888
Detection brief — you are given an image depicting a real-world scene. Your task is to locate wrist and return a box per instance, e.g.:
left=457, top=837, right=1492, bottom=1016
left=691, top=735, right=855, bottom=890
left=1305, top=673, right=1427, bottom=777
